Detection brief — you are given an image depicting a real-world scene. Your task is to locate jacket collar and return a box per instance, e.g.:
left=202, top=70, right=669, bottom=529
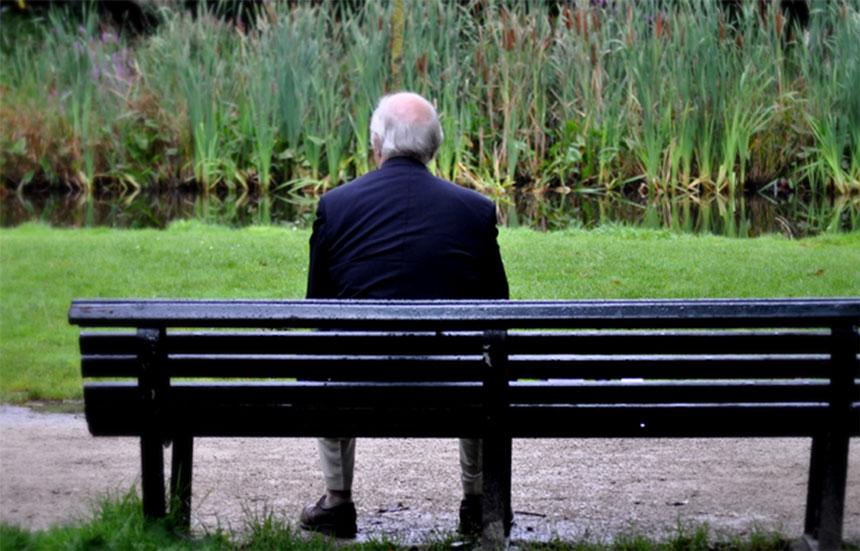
left=380, top=156, right=428, bottom=171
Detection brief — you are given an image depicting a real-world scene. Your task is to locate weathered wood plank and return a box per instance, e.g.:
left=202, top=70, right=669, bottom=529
left=82, top=383, right=859, bottom=438
left=69, top=298, right=860, bottom=329
left=80, top=329, right=834, bottom=356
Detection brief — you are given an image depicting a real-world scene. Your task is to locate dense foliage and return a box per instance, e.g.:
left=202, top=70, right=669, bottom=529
left=1, top=1, right=859, bottom=212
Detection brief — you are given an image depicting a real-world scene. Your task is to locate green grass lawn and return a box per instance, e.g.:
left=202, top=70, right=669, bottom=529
left=2, top=222, right=859, bottom=402
left=0, top=490, right=793, bottom=551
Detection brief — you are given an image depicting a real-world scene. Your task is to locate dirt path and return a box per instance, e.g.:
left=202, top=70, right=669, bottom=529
left=1, top=405, right=858, bottom=545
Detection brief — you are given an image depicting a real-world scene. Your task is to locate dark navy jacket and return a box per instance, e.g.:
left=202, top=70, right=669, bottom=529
left=306, top=156, right=508, bottom=300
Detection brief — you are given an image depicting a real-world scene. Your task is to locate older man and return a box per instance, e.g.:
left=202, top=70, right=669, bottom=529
left=300, top=92, right=509, bottom=538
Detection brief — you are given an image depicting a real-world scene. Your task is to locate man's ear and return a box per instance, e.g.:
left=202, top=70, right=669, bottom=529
left=371, top=135, right=383, bottom=166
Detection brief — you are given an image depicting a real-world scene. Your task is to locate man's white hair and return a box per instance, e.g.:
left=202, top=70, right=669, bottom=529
left=369, top=92, right=443, bottom=164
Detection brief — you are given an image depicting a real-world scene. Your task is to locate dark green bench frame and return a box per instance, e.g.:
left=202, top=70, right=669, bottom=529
left=69, top=298, right=860, bottom=549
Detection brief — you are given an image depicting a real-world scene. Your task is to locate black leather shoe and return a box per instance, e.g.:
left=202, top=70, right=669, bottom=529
left=299, top=495, right=357, bottom=538
left=458, top=495, right=514, bottom=537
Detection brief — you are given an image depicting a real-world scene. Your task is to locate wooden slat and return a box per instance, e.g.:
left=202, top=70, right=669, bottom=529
left=81, top=355, right=137, bottom=377
left=82, top=380, right=852, bottom=406
left=80, top=331, right=485, bottom=356
left=79, top=330, right=834, bottom=356
left=82, top=383, right=484, bottom=437
left=79, top=332, right=136, bottom=355
left=69, top=298, right=860, bottom=329
left=507, top=356, right=836, bottom=379
left=81, top=354, right=486, bottom=380
left=83, top=384, right=860, bottom=438
left=506, top=380, right=855, bottom=404
left=81, top=353, right=844, bottom=380
left=163, top=381, right=484, bottom=406
left=502, top=404, right=845, bottom=438
left=506, top=330, right=833, bottom=355
left=164, top=331, right=485, bottom=355
left=168, top=356, right=486, bottom=380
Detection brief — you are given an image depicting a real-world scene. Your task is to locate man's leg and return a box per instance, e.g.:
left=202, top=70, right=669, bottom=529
left=459, top=437, right=482, bottom=496
left=459, top=437, right=513, bottom=537
left=458, top=438, right=482, bottom=535
left=318, top=437, right=355, bottom=506
left=299, top=437, right=357, bottom=538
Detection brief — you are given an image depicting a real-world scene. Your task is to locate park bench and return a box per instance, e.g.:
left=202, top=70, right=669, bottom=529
left=69, top=298, right=859, bottom=549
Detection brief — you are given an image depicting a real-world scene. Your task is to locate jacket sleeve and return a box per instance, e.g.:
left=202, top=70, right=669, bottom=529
left=483, top=205, right=509, bottom=300
left=306, top=199, right=335, bottom=299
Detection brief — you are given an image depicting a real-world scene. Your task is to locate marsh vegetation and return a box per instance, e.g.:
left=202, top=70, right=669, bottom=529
left=1, top=0, right=858, bottom=234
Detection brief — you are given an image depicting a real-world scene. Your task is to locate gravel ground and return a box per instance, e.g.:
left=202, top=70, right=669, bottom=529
left=1, top=405, right=858, bottom=545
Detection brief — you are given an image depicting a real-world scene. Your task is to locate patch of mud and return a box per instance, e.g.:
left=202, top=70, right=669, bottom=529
left=1, top=406, right=858, bottom=545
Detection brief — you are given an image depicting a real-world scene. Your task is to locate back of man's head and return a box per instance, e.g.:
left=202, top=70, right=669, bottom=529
left=369, top=92, right=443, bottom=165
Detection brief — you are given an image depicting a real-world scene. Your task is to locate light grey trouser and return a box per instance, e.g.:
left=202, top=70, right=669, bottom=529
left=318, top=437, right=482, bottom=495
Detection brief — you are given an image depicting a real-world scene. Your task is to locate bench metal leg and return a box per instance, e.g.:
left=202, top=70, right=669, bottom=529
left=170, top=435, right=193, bottom=530
left=804, top=432, right=850, bottom=551
left=481, top=436, right=511, bottom=549
left=806, top=324, right=856, bottom=551
left=803, top=434, right=824, bottom=540
left=503, top=437, right=511, bottom=538
left=140, top=433, right=166, bottom=519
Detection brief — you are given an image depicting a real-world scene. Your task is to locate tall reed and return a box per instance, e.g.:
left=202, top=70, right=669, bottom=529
left=244, top=18, right=279, bottom=191
left=799, top=2, right=860, bottom=192
left=180, top=12, right=235, bottom=189
left=44, top=9, right=101, bottom=190
left=344, top=2, right=388, bottom=176
left=1, top=0, right=858, bottom=232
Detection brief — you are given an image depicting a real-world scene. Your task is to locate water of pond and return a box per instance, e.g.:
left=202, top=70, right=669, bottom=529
left=1, top=188, right=857, bottom=238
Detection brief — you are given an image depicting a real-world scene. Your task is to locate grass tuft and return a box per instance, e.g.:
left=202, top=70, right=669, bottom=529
left=0, top=491, right=804, bottom=550
left=0, top=490, right=231, bottom=550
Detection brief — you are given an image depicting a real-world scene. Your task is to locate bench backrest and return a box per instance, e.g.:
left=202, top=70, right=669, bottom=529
left=70, top=299, right=860, bottom=439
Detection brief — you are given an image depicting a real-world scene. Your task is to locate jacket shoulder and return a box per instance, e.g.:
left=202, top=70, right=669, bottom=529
left=433, top=176, right=497, bottom=216
left=320, top=171, right=375, bottom=204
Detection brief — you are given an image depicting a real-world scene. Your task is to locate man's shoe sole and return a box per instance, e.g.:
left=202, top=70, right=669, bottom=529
left=299, top=522, right=357, bottom=539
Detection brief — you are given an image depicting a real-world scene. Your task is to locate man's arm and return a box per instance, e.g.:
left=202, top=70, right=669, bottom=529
left=306, top=199, right=335, bottom=299
left=483, top=207, right=509, bottom=300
